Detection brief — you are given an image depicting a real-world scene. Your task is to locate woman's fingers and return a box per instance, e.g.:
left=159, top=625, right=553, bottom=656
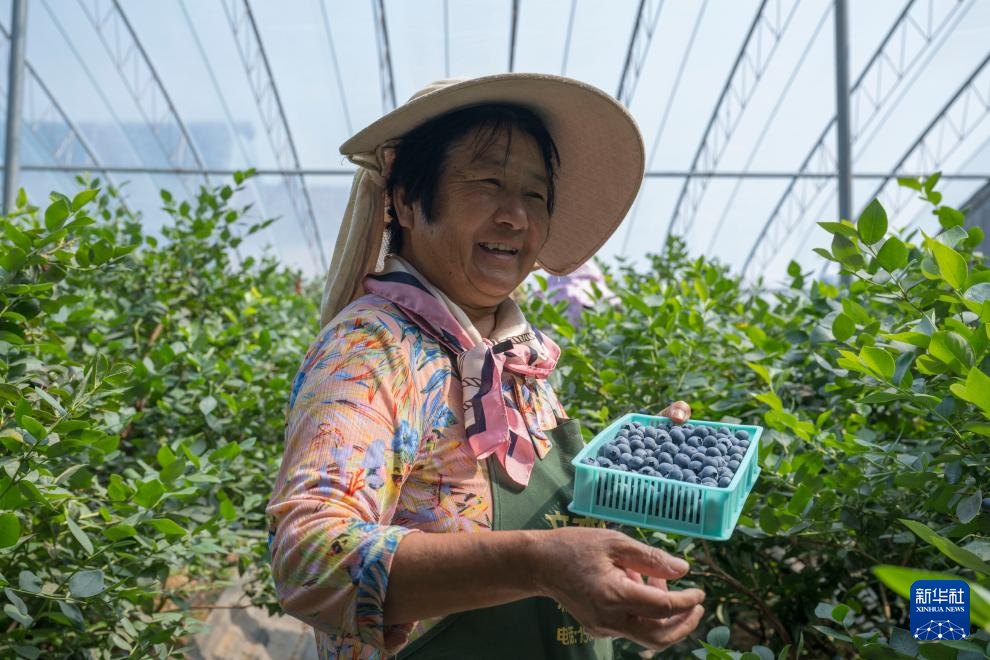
left=618, top=580, right=706, bottom=620
left=613, top=538, right=691, bottom=581
left=626, top=604, right=706, bottom=652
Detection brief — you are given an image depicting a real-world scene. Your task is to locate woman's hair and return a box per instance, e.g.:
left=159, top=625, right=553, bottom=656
left=384, top=103, right=561, bottom=255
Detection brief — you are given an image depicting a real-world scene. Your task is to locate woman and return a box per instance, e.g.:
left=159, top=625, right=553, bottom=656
left=266, top=73, right=705, bottom=659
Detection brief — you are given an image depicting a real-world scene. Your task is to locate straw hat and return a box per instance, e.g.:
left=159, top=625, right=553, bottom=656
left=341, top=72, right=645, bottom=276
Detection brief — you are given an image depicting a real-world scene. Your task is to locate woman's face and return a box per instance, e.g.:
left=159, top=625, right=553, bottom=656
left=395, top=126, right=552, bottom=312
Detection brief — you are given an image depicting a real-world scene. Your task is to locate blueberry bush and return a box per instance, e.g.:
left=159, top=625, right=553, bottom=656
left=2, top=169, right=987, bottom=659
left=0, top=173, right=313, bottom=658
left=521, top=175, right=990, bottom=659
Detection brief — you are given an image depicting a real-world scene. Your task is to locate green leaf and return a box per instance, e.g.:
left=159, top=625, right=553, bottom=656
left=17, top=571, right=42, bottom=594
left=68, top=569, right=105, bottom=598
left=930, top=239, right=968, bottom=289
left=899, top=519, right=990, bottom=576
left=897, top=176, right=923, bottom=191
left=4, top=603, right=32, bottom=627
left=64, top=514, right=93, bottom=554
left=19, top=416, right=45, bottom=440
left=857, top=199, right=888, bottom=245
left=44, top=199, right=70, bottom=230
left=15, top=187, right=27, bottom=208
left=937, top=206, right=966, bottom=229
left=3, top=223, right=32, bottom=252
left=859, top=346, right=895, bottom=381
left=209, top=442, right=241, bottom=463
left=831, top=314, right=855, bottom=342
left=0, top=512, right=21, bottom=548
left=812, top=247, right=836, bottom=262
left=706, top=625, right=730, bottom=648
left=924, top=171, right=942, bottom=193
left=58, top=600, right=85, bottom=629
left=198, top=396, right=218, bottom=416
left=70, top=189, right=98, bottom=212
left=876, top=236, right=908, bottom=272
left=831, top=234, right=864, bottom=269
left=929, top=331, right=974, bottom=368
left=957, top=491, right=983, bottom=524
left=219, top=498, right=236, bottom=521
left=134, top=479, right=165, bottom=509
left=103, top=524, right=137, bottom=541
left=146, top=518, right=187, bottom=537
left=818, top=222, right=861, bottom=240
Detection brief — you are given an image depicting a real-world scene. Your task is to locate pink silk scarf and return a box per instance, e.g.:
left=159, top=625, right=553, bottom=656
left=362, top=266, right=562, bottom=487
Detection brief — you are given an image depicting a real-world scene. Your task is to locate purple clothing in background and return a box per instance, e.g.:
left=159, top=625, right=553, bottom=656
left=538, top=261, right=619, bottom=325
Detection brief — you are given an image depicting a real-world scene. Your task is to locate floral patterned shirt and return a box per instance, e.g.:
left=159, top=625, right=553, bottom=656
left=265, top=293, right=569, bottom=658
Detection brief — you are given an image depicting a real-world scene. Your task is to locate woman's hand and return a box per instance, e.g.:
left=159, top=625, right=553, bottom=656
left=532, top=528, right=705, bottom=652
left=659, top=401, right=692, bottom=424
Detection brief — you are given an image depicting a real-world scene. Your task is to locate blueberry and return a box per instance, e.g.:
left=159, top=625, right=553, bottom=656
left=657, top=463, right=674, bottom=477
left=713, top=457, right=729, bottom=469
left=645, top=456, right=660, bottom=470
left=681, top=468, right=696, bottom=480
left=632, top=421, right=642, bottom=428
left=595, top=456, right=614, bottom=468
left=718, top=467, right=734, bottom=480
left=717, top=476, right=732, bottom=488
left=683, top=424, right=694, bottom=430
left=688, top=460, right=703, bottom=472
left=629, top=456, right=645, bottom=470
left=669, top=428, right=685, bottom=443
left=616, top=445, right=632, bottom=457
left=600, top=445, right=621, bottom=462
left=702, top=436, right=719, bottom=448
left=659, top=441, right=678, bottom=455
left=729, top=446, right=745, bottom=458
left=734, top=430, right=749, bottom=441
left=656, top=451, right=673, bottom=464
left=615, top=464, right=630, bottom=471
left=685, top=436, right=700, bottom=448
left=718, top=426, right=730, bottom=436
left=668, top=467, right=683, bottom=481
left=633, top=448, right=649, bottom=459
left=629, top=439, right=645, bottom=451
left=691, top=427, right=707, bottom=439
left=616, top=429, right=629, bottom=439
left=684, top=475, right=700, bottom=484
left=701, top=477, right=718, bottom=487
left=690, top=451, right=706, bottom=462
left=700, top=466, right=718, bottom=479
left=705, top=446, right=722, bottom=458
left=738, top=440, right=750, bottom=449
left=673, top=454, right=690, bottom=469
left=619, top=452, right=633, bottom=466
left=639, top=466, right=656, bottom=476
left=643, top=437, right=658, bottom=451
left=582, top=457, right=596, bottom=465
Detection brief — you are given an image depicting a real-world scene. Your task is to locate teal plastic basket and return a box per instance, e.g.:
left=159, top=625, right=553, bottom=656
left=568, top=414, right=762, bottom=541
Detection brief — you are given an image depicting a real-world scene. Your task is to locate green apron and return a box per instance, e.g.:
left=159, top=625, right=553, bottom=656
left=395, top=416, right=614, bottom=659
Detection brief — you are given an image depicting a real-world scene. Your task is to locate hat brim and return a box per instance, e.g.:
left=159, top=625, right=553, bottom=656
left=339, top=73, right=645, bottom=276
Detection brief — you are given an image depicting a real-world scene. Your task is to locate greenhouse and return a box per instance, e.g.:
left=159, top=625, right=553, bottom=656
left=0, top=0, right=989, bottom=658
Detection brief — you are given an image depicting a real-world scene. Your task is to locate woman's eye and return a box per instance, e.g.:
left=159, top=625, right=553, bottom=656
left=527, top=191, right=546, bottom=201
left=480, top=178, right=500, bottom=186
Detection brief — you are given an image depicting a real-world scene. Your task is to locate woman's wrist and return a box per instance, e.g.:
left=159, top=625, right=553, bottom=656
left=519, top=528, right=555, bottom=599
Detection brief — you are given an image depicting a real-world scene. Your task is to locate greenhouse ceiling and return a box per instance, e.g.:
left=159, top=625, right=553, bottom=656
left=1, top=0, right=989, bottom=285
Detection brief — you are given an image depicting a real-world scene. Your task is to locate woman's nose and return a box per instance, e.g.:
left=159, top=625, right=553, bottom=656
left=495, top=191, right=528, bottom=229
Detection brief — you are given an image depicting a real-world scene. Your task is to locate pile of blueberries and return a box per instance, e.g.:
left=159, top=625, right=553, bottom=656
left=581, top=421, right=752, bottom=488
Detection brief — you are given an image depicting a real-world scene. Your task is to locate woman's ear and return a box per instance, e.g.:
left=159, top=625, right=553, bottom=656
left=391, top=187, right=416, bottom=231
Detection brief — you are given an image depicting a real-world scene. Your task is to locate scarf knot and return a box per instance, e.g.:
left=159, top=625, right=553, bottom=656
left=363, top=256, right=561, bottom=487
